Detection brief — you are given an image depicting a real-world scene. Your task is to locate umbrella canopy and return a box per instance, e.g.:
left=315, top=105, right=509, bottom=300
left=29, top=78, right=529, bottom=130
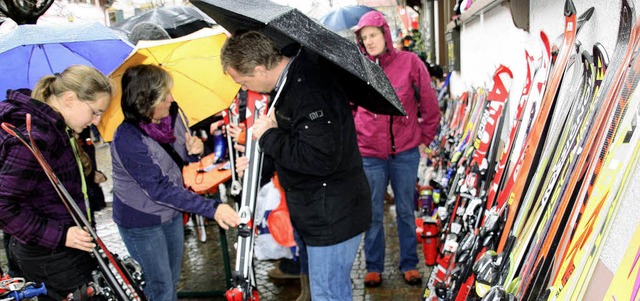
left=0, top=22, right=133, bottom=96
left=320, top=5, right=377, bottom=32
left=192, top=0, right=405, bottom=116
left=111, top=6, right=215, bottom=44
left=98, top=27, right=240, bottom=142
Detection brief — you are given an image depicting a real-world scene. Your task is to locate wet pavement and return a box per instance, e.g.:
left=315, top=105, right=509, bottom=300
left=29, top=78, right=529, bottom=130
left=0, top=143, right=431, bottom=300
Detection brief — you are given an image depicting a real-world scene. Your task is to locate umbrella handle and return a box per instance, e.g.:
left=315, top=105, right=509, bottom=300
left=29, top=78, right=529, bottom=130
left=267, top=74, right=289, bottom=117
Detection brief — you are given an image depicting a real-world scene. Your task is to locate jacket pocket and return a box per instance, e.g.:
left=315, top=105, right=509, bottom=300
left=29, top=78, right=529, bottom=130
left=286, top=187, right=331, bottom=237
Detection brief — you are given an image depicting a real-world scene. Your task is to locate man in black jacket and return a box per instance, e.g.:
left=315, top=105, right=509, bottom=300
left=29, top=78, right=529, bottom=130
left=222, top=31, right=371, bottom=301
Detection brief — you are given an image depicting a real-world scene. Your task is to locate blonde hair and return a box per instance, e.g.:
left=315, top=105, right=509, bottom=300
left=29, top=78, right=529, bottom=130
left=31, top=65, right=114, bottom=103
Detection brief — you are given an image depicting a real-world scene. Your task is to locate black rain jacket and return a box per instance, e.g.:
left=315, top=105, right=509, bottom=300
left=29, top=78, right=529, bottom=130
left=260, top=51, right=372, bottom=246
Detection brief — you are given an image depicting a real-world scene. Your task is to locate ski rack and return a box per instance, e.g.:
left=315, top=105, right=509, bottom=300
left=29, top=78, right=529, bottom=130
left=1, top=114, right=146, bottom=301
left=225, top=91, right=269, bottom=301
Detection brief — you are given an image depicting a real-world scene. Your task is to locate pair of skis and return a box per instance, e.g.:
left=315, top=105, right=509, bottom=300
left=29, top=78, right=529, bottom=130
left=1, top=115, right=146, bottom=301
left=224, top=91, right=270, bottom=301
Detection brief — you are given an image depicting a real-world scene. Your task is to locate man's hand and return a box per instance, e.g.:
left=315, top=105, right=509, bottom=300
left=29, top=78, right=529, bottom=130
left=185, top=132, right=204, bottom=156
left=214, top=203, right=240, bottom=230
left=252, top=114, right=277, bottom=140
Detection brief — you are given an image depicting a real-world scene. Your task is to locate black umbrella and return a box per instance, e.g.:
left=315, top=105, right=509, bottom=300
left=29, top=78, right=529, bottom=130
left=112, top=6, right=215, bottom=43
left=191, top=0, right=405, bottom=116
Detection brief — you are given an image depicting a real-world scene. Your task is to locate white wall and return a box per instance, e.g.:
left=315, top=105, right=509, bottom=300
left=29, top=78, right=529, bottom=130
left=450, top=0, right=640, bottom=292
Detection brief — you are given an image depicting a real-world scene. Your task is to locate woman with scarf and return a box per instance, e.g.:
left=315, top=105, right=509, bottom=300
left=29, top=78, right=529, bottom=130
left=110, top=64, right=240, bottom=301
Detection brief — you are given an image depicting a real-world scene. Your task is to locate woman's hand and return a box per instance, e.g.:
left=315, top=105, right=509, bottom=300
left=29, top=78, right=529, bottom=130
left=94, top=170, right=107, bottom=184
left=185, top=132, right=204, bottom=156
left=65, top=226, right=96, bottom=252
left=214, top=203, right=240, bottom=230
left=418, top=143, right=427, bottom=156
left=209, top=120, right=225, bottom=135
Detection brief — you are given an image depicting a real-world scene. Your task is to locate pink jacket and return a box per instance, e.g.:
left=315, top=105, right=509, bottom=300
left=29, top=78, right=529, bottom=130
left=353, top=11, right=440, bottom=160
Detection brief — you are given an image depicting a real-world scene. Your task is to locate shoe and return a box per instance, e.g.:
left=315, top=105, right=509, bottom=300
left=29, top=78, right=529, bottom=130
left=364, top=272, right=382, bottom=287
left=403, top=269, right=422, bottom=285
left=267, top=266, right=301, bottom=280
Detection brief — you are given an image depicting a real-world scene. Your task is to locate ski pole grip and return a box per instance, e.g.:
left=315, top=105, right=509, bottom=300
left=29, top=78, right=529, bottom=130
left=2, top=283, right=46, bottom=301
left=19, top=283, right=47, bottom=299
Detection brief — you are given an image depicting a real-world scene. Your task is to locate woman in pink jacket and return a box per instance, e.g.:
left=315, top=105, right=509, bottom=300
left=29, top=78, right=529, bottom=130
left=353, top=10, right=440, bottom=287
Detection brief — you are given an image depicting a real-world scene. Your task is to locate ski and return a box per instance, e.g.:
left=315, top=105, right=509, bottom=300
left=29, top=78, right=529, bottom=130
left=1, top=115, right=146, bottom=301
left=223, top=92, right=244, bottom=196
left=487, top=31, right=551, bottom=211
left=495, top=0, right=578, bottom=255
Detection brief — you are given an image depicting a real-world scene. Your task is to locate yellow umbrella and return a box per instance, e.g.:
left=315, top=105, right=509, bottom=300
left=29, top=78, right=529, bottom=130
left=98, top=27, right=240, bottom=142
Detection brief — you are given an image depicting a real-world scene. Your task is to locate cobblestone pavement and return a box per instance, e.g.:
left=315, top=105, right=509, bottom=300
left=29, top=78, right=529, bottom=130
left=0, top=143, right=432, bottom=300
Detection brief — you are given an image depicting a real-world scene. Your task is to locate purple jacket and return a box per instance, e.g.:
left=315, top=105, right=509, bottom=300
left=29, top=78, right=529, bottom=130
left=0, top=90, right=85, bottom=250
left=354, top=11, right=440, bottom=159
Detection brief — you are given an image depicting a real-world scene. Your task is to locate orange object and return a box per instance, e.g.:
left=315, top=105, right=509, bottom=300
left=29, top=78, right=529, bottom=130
left=268, top=174, right=296, bottom=247
left=183, top=153, right=231, bottom=195
left=238, top=128, right=247, bottom=145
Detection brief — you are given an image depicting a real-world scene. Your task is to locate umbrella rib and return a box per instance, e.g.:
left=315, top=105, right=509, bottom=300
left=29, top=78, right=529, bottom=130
left=57, top=40, right=113, bottom=68
left=168, top=67, right=227, bottom=100
left=149, top=40, right=227, bottom=99
left=40, top=45, right=56, bottom=77
left=26, top=46, right=36, bottom=87
left=148, top=40, right=190, bottom=66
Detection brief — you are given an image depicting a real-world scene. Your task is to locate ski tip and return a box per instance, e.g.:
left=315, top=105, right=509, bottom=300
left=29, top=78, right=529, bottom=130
left=623, top=0, right=634, bottom=14
left=578, top=7, right=595, bottom=23
left=564, top=0, right=577, bottom=18
left=26, top=113, right=32, bottom=132
left=0, top=122, right=16, bottom=136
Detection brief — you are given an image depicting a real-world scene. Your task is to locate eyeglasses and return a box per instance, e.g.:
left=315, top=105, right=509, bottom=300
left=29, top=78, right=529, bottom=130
left=83, top=101, right=103, bottom=117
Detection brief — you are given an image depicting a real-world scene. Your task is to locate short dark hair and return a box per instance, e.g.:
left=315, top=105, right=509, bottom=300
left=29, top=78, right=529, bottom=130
left=220, top=31, right=283, bottom=75
left=120, top=64, right=173, bottom=124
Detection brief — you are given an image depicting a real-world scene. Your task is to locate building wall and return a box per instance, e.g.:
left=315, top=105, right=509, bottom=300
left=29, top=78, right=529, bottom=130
left=449, top=0, right=640, bottom=294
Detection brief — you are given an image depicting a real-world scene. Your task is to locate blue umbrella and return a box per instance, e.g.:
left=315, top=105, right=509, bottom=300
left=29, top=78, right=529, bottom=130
left=0, top=22, right=133, bottom=96
left=319, top=5, right=376, bottom=32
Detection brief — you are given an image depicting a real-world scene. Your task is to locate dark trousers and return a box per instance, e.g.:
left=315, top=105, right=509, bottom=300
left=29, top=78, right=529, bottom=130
left=9, top=237, right=97, bottom=300
left=3, top=232, right=21, bottom=276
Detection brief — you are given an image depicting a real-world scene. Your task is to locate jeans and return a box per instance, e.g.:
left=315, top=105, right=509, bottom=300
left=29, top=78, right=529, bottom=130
left=119, top=214, right=184, bottom=301
left=307, top=234, right=362, bottom=301
left=363, top=147, right=420, bottom=273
